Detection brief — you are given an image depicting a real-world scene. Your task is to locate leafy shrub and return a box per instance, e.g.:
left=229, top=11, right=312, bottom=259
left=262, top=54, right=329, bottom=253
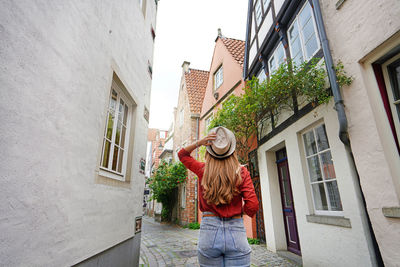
left=247, top=238, right=260, bottom=245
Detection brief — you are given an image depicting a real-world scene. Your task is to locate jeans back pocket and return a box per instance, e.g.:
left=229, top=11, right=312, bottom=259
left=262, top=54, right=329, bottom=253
left=229, top=226, right=251, bottom=254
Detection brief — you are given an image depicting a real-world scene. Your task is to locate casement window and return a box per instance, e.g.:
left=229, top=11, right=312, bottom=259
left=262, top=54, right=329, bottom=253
left=288, top=2, right=320, bottom=66
left=386, top=58, right=400, bottom=141
left=254, top=0, right=262, bottom=26
left=100, top=80, right=132, bottom=181
left=179, top=108, right=184, bottom=126
left=303, top=124, right=343, bottom=215
left=257, top=68, right=267, bottom=83
left=268, top=42, right=286, bottom=74
left=205, top=114, right=213, bottom=132
left=214, top=65, right=223, bottom=90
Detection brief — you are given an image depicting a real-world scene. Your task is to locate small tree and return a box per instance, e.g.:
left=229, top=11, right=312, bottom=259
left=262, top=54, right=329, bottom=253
left=148, top=161, right=187, bottom=221
left=209, top=58, right=352, bottom=165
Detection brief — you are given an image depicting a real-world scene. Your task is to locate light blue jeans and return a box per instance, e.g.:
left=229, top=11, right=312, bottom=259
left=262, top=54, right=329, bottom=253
left=198, top=213, right=251, bottom=267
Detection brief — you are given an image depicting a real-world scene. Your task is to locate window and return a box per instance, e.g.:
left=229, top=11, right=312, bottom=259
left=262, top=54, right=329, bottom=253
left=303, top=124, right=343, bottom=215
left=214, top=65, right=223, bottom=90
left=255, top=0, right=262, bottom=26
left=205, top=114, right=213, bottom=132
left=159, top=131, right=167, bottom=139
left=179, top=108, right=184, bottom=126
left=100, top=80, right=131, bottom=180
left=268, top=42, right=286, bottom=74
left=387, top=58, right=400, bottom=139
left=257, top=68, right=267, bottom=83
left=263, top=0, right=270, bottom=11
left=288, top=2, right=320, bottom=66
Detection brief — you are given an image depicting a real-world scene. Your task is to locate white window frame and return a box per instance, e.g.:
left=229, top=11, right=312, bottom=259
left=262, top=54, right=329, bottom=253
left=214, top=65, right=223, bottom=90
left=302, top=123, right=343, bottom=216
left=257, top=68, right=267, bottom=83
left=99, top=80, right=132, bottom=181
left=268, top=42, right=286, bottom=74
left=263, top=0, right=270, bottom=11
left=287, top=2, right=321, bottom=65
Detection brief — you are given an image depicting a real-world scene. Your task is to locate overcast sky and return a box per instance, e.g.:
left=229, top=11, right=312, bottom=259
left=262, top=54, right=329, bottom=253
left=148, top=0, right=248, bottom=130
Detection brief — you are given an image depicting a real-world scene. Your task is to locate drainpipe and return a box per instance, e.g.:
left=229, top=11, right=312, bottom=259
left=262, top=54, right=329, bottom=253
left=312, top=1, right=383, bottom=265
left=311, top=0, right=349, bottom=146
left=195, top=115, right=199, bottom=223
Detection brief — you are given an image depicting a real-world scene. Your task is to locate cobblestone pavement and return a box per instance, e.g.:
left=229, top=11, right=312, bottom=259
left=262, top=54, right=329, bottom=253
left=139, top=216, right=299, bottom=267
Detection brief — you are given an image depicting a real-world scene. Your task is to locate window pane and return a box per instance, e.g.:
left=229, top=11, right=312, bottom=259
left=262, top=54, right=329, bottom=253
left=115, top=122, right=122, bottom=146
left=255, top=0, right=262, bottom=25
left=257, top=68, right=267, bottom=83
left=312, top=183, right=328, bottom=210
left=303, top=130, right=317, bottom=156
left=110, top=90, right=117, bottom=110
left=118, top=99, right=124, bottom=122
left=123, top=104, right=128, bottom=125
left=315, top=124, right=329, bottom=151
left=120, top=125, right=126, bottom=148
left=302, top=20, right=315, bottom=43
left=305, top=35, right=318, bottom=59
left=326, top=181, right=343, bottom=211
left=299, top=3, right=312, bottom=28
left=320, top=151, right=336, bottom=179
left=263, top=0, right=270, bottom=9
left=277, top=44, right=285, bottom=66
left=280, top=167, right=292, bottom=207
left=102, top=140, right=111, bottom=168
left=112, top=146, right=119, bottom=171
left=117, top=149, right=124, bottom=173
left=106, top=112, right=114, bottom=140
left=307, top=155, right=322, bottom=182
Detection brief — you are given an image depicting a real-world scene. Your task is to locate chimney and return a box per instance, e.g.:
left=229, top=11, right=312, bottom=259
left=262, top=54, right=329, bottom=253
left=217, top=28, right=222, bottom=37
left=182, top=61, right=190, bottom=73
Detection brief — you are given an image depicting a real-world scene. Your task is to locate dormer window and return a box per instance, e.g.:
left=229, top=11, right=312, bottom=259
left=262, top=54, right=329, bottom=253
left=214, top=65, right=223, bottom=90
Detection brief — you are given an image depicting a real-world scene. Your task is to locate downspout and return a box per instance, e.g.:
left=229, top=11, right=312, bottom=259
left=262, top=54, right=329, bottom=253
left=312, top=1, right=383, bottom=265
left=311, top=0, right=349, bottom=146
left=195, top=116, right=199, bottom=223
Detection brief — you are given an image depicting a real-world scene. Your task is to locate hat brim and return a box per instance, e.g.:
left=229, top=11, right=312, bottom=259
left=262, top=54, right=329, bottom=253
left=206, top=126, right=236, bottom=159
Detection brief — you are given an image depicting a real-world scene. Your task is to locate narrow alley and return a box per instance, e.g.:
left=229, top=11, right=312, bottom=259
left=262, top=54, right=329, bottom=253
left=139, top=216, right=299, bottom=267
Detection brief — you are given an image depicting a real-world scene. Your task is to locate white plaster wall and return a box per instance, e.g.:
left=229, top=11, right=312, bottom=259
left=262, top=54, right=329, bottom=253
left=319, top=0, right=400, bottom=265
left=258, top=100, right=376, bottom=266
left=0, top=1, right=157, bottom=266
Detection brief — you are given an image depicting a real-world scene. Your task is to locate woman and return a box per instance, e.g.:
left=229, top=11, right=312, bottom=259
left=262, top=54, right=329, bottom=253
left=178, top=126, right=259, bottom=267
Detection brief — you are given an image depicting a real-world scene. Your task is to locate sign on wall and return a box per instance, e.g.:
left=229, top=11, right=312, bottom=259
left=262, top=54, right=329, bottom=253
left=135, top=216, right=142, bottom=234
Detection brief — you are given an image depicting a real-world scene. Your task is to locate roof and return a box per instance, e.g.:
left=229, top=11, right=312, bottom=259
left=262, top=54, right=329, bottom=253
left=219, top=37, right=245, bottom=68
left=184, top=69, right=209, bottom=113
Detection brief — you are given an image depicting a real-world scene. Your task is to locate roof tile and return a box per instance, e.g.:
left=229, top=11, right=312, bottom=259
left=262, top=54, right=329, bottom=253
left=185, top=69, right=209, bottom=113
left=220, top=37, right=245, bottom=67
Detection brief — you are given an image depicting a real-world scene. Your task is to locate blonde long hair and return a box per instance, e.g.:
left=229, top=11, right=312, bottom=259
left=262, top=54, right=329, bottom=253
left=202, top=151, right=242, bottom=205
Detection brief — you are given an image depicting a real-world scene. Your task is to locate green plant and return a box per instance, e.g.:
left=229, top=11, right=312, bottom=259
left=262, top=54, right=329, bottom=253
left=209, top=58, right=352, bottom=164
left=247, top=238, right=260, bottom=245
left=187, top=222, right=200, bottom=230
left=148, top=161, right=187, bottom=221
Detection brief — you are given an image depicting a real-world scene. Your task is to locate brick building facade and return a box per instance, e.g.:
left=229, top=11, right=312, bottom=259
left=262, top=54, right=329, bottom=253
left=173, top=61, right=209, bottom=225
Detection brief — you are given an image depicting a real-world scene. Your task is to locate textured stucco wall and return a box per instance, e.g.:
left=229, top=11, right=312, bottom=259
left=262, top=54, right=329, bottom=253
left=319, top=0, right=400, bottom=265
left=0, top=1, right=156, bottom=266
left=258, top=100, right=376, bottom=267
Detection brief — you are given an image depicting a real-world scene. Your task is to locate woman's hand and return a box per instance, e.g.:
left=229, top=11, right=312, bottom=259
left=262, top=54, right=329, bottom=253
left=198, top=133, right=217, bottom=147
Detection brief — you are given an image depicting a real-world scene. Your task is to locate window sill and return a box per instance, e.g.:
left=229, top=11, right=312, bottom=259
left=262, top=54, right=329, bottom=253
left=306, top=214, right=351, bottom=228
left=382, top=207, right=400, bottom=218
left=99, top=168, right=125, bottom=181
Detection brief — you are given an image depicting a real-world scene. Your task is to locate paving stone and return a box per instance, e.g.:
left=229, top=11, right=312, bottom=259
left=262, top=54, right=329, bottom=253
left=140, top=216, right=299, bottom=267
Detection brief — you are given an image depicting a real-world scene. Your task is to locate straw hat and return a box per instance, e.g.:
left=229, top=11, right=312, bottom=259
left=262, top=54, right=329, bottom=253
left=206, top=126, right=236, bottom=159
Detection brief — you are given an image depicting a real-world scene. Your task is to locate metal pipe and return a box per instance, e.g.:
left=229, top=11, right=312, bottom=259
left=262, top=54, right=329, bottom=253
left=195, top=116, right=199, bottom=223
left=312, top=1, right=383, bottom=265
left=311, top=0, right=349, bottom=146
